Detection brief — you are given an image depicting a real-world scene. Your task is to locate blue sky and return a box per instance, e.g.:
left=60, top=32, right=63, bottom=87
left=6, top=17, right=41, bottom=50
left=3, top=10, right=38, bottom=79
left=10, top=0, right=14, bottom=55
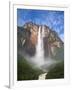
left=17, top=9, right=64, bottom=41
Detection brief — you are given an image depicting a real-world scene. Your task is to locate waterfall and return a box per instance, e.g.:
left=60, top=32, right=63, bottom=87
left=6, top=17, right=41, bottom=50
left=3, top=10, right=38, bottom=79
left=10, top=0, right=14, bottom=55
left=24, top=25, right=57, bottom=71
left=28, top=26, right=45, bottom=68
left=33, top=26, right=44, bottom=66
left=35, top=26, right=44, bottom=59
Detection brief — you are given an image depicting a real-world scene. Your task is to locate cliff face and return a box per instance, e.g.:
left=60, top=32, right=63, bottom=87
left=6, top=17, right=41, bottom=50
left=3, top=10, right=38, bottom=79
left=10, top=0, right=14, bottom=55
left=17, top=22, right=64, bottom=58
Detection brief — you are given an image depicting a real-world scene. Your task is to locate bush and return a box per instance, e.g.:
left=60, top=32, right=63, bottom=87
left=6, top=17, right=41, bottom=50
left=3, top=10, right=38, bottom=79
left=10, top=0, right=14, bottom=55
left=46, top=61, right=64, bottom=79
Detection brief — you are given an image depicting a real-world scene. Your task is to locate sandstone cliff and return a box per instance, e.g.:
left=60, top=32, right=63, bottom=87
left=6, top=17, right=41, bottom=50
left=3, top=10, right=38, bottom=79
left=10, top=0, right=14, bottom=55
left=17, top=22, right=64, bottom=58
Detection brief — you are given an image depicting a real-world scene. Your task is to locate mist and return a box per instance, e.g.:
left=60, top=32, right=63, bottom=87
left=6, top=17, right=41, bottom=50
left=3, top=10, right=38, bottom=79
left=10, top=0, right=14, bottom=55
left=19, top=26, right=60, bottom=72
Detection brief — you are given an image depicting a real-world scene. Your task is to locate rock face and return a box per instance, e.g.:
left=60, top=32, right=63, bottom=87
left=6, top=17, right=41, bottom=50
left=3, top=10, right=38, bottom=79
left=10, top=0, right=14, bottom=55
left=17, top=22, right=64, bottom=57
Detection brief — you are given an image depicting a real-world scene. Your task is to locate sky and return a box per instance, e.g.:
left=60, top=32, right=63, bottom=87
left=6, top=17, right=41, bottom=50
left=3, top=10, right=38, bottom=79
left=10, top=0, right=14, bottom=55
left=17, top=9, right=64, bottom=41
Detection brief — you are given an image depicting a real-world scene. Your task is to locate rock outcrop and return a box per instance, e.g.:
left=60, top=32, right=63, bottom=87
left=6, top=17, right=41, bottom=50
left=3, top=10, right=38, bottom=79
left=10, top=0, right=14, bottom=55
left=17, top=22, right=64, bottom=57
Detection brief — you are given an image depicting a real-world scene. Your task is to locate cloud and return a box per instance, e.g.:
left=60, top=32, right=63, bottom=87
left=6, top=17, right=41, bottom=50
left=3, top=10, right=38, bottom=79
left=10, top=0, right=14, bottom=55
left=17, top=9, right=64, bottom=38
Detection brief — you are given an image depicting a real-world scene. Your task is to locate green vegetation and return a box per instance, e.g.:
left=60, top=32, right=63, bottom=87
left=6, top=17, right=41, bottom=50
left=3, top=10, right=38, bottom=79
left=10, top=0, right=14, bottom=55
left=46, top=61, right=64, bottom=79
left=17, top=54, right=43, bottom=80
left=17, top=47, right=64, bottom=80
left=46, top=47, right=64, bottom=79
left=53, top=47, right=64, bottom=61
